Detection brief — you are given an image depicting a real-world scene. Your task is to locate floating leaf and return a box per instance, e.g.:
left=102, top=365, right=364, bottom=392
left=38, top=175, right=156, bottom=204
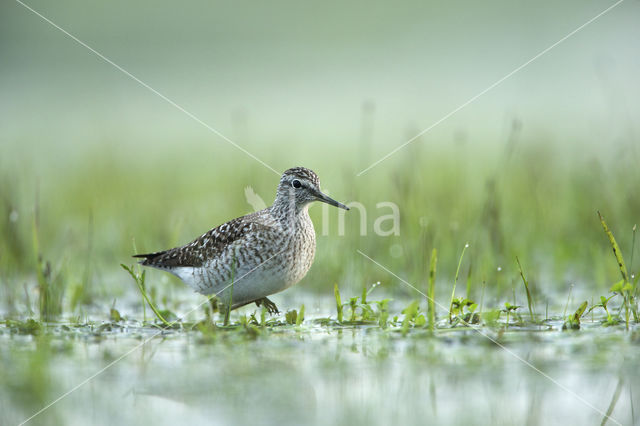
left=109, top=308, right=122, bottom=322
left=285, top=309, right=298, bottom=325
left=504, top=303, right=520, bottom=312
left=563, top=301, right=588, bottom=330
left=610, top=279, right=624, bottom=293
left=573, top=301, right=588, bottom=321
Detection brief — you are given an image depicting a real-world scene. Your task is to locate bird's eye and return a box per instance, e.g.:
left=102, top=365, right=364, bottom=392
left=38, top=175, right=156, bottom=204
left=292, top=179, right=302, bottom=189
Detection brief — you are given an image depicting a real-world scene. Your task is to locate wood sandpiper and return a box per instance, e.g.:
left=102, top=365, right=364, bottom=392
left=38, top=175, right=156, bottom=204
left=134, top=167, right=349, bottom=314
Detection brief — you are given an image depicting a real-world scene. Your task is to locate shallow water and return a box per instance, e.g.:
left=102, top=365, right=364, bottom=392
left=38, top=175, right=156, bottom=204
left=1, top=304, right=639, bottom=426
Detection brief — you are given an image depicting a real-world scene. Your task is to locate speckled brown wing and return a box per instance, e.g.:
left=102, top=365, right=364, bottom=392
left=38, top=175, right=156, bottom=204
left=133, top=210, right=273, bottom=268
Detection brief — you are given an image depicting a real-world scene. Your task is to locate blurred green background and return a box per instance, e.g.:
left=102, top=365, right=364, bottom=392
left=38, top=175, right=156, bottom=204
left=1, top=0, right=639, bottom=316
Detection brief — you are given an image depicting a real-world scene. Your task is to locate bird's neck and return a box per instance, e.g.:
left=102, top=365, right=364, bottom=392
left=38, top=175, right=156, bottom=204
left=270, top=197, right=310, bottom=226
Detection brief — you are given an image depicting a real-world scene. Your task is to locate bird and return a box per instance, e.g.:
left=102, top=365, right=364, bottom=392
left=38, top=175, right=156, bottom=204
left=134, top=167, right=349, bottom=316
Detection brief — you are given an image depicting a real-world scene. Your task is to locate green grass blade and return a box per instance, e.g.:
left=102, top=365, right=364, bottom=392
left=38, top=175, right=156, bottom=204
left=598, top=211, right=629, bottom=282
left=121, top=264, right=170, bottom=327
left=428, top=248, right=437, bottom=331
left=465, top=263, right=473, bottom=300
left=296, top=304, right=305, bottom=326
left=630, top=224, right=637, bottom=275
left=516, top=256, right=535, bottom=321
left=598, top=211, right=631, bottom=328
left=334, top=283, right=343, bottom=323
left=449, top=243, right=469, bottom=322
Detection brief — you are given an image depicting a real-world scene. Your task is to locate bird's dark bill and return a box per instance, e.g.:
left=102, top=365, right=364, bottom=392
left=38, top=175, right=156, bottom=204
left=315, top=191, right=349, bottom=210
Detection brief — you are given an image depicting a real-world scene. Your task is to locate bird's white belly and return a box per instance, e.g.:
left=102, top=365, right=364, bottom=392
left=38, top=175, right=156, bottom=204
left=169, top=243, right=314, bottom=308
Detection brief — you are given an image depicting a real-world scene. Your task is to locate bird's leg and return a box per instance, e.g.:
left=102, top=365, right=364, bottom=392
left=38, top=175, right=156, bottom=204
left=254, top=297, right=280, bottom=315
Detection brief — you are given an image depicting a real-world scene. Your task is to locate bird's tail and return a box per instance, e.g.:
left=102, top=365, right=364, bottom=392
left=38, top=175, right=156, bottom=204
left=132, top=251, right=167, bottom=266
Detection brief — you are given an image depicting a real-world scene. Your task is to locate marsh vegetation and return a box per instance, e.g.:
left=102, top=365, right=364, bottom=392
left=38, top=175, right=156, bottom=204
left=1, top=142, right=639, bottom=425
left=2, top=1, right=639, bottom=425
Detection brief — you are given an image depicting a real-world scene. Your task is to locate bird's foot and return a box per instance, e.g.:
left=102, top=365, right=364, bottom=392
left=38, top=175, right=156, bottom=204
left=255, top=297, right=280, bottom=315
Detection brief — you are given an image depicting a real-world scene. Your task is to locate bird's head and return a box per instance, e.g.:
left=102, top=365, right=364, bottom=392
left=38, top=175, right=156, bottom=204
left=275, top=167, right=349, bottom=212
